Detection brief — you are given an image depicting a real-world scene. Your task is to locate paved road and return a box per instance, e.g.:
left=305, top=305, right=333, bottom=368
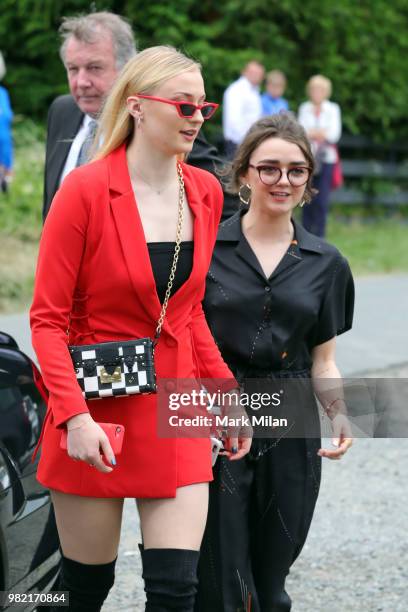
left=1, top=274, right=407, bottom=611
left=336, top=274, right=408, bottom=375
left=2, top=274, right=407, bottom=375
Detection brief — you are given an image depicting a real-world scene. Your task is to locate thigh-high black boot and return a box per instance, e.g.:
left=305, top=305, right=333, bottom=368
left=51, top=553, right=116, bottom=611
left=140, top=547, right=200, bottom=611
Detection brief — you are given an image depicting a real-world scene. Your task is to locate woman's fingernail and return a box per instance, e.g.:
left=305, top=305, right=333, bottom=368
left=231, top=446, right=238, bottom=454
left=111, top=457, right=117, bottom=466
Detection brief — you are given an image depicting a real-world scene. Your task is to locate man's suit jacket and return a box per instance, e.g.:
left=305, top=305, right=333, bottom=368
left=32, top=143, right=237, bottom=497
left=43, top=94, right=239, bottom=222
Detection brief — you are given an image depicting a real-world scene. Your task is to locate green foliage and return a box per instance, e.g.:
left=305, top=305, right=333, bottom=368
left=1, top=0, right=408, bottom=142
left=327, top=217, right=408, bottom=275
left=0, top=117, right=44, bottom=240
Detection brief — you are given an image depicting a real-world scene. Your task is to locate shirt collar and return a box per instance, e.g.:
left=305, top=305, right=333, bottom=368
left=238, top=76, right=260, bottom=92
left=83, top=114, right=97, bottom=129
left=217, top=208, right=324, bottom=255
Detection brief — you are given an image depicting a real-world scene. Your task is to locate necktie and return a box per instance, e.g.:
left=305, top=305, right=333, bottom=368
left=76, top=120, right=98, bottom=167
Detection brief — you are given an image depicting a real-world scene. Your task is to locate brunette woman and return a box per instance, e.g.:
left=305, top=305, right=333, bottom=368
left=196, top=113, right=354, bottom=612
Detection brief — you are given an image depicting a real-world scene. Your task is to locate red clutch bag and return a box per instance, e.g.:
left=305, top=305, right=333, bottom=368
left=60, top=422, right=125, bottom=455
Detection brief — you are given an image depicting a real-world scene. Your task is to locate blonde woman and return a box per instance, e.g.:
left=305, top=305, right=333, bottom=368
left=298, top=74, right=342, bottom=237
left=31, top=46, right=249, bottom=611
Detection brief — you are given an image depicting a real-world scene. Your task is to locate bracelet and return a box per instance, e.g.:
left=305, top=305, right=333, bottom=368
left=67, top=417, right=90, bottom=431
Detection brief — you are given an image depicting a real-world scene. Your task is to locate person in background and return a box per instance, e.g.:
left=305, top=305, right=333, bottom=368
left=0, top=51, right=13, bottom=194
left=222, top=60, right=265, bottom=159
left=196, top=113, right=353, bottom=612
left=261, top=69, right=289, bottom=116
left=298, top=74, right=341, bottom=237
left=43, top=10, right=237, bottom=222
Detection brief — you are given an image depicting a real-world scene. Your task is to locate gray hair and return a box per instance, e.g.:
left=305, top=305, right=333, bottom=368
left=59, top=11, right=136, bottom=69
left=0, top=52, right=6, bottom=81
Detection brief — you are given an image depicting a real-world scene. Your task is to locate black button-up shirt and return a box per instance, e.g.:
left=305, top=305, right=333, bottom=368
left=203, top=210, right=354, bottom=380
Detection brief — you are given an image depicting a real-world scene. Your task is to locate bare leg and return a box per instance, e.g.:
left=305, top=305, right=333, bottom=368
left=51, top=490, right=124, bottom=563
left=137, top=482, right=208, bottom=550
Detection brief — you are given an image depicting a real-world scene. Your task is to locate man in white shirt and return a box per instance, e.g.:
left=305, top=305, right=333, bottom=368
left=222, top=61, right=265, bottom=158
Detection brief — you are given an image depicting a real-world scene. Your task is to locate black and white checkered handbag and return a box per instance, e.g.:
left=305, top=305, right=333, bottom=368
left=69, top=339, right=156, bottom=399
left=68, top=162, right=185, bottom=401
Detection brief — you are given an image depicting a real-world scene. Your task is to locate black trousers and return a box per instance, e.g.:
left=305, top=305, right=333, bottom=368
left=195, top=437, right=321, bottom=612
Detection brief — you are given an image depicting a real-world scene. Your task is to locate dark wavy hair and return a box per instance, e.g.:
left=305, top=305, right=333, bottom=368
left=227, top=112, right=316, bottom=204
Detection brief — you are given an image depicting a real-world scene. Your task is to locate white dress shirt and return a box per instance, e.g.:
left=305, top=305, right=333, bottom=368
left=222, top=76, right=262, bottom=145
left=298, top=100, right=341, bottom=163
left=59, top=114, right=95, bottom=185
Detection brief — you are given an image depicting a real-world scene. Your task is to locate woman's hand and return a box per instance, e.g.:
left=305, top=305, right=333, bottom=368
left=65, top=413, right=116, bottom=473
left=222, top=432, right=252, bottom=461
left=311, top=339, right=353, bottom=461
left=218, top=389, right=253, bottom=461
left=318, top=413, right=353, bottom=460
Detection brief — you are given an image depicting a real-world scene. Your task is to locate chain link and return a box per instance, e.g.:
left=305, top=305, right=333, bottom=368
left=154, top=162, right=185, bottom=342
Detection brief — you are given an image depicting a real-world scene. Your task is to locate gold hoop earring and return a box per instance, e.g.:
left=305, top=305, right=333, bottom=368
left=238, top=184, right=252, bottom=206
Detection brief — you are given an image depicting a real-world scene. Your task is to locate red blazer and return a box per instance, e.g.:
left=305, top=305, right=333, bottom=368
left=30, top=143, right=236, bottom=498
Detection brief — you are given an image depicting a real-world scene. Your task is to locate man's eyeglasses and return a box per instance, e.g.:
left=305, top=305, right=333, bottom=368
left=137, top=95, right=219, bottom=120
left=249, top=164, right=311, bottom=187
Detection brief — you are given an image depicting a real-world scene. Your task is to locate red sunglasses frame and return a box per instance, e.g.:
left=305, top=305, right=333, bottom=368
left=136, top=94, right=219, bottom=119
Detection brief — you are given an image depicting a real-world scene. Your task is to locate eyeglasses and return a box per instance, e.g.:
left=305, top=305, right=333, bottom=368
left=249, top=164, right=311, bottom=187
left=136, top=94, right=219, bottom=120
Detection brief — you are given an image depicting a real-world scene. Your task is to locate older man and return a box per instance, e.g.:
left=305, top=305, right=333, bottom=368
left=43, top=11, right=237, bottom=221
left=43, top=12, right=134, bottom=220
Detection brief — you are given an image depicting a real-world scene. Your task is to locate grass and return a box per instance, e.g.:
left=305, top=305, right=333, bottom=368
left=0, top=119, right=407, bottom=313
left=327, top=217, right=408, bottom=275
left=0, top=118, right=44, bottom=312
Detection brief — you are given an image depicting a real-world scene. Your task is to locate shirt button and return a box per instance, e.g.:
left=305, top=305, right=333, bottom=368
left=165, top=338, right=177, bottom=348
left=264, top=286, right=271, bottom=292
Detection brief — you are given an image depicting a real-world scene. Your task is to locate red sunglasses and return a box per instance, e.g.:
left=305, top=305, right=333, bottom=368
left=136, top=94, right=219, bottom=120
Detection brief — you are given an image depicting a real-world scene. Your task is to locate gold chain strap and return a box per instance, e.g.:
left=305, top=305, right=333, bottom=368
left=154, top=162, right=185, bottom=342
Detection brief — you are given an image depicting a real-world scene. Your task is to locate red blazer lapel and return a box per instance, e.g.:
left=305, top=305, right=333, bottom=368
left=107, top=147, right=212, bottom=333
left=107, top=145, right=167, bottom=333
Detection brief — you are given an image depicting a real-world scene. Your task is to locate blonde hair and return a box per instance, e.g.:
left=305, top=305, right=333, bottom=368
left=306, top=74, right=332, bottom=99
left=93, top=46, right=201, bottom=160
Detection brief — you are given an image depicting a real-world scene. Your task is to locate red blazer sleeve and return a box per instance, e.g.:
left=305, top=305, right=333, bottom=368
left=30, top=169, right=90, bottom=428
left=190, top=173, right=238, bottom=391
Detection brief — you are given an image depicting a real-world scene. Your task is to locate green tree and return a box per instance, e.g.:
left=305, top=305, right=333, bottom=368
left=1, top=0, right=407, bottom=142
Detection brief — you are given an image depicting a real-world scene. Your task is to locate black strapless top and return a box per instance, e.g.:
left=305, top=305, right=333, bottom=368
left=147, top=241, right=194, bottom=304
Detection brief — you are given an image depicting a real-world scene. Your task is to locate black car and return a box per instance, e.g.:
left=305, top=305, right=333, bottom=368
left=0, top=332, right=60, bottom=611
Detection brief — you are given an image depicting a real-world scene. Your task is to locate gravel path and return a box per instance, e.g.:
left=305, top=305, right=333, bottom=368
left=104, top=366, right=408, bottom=611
